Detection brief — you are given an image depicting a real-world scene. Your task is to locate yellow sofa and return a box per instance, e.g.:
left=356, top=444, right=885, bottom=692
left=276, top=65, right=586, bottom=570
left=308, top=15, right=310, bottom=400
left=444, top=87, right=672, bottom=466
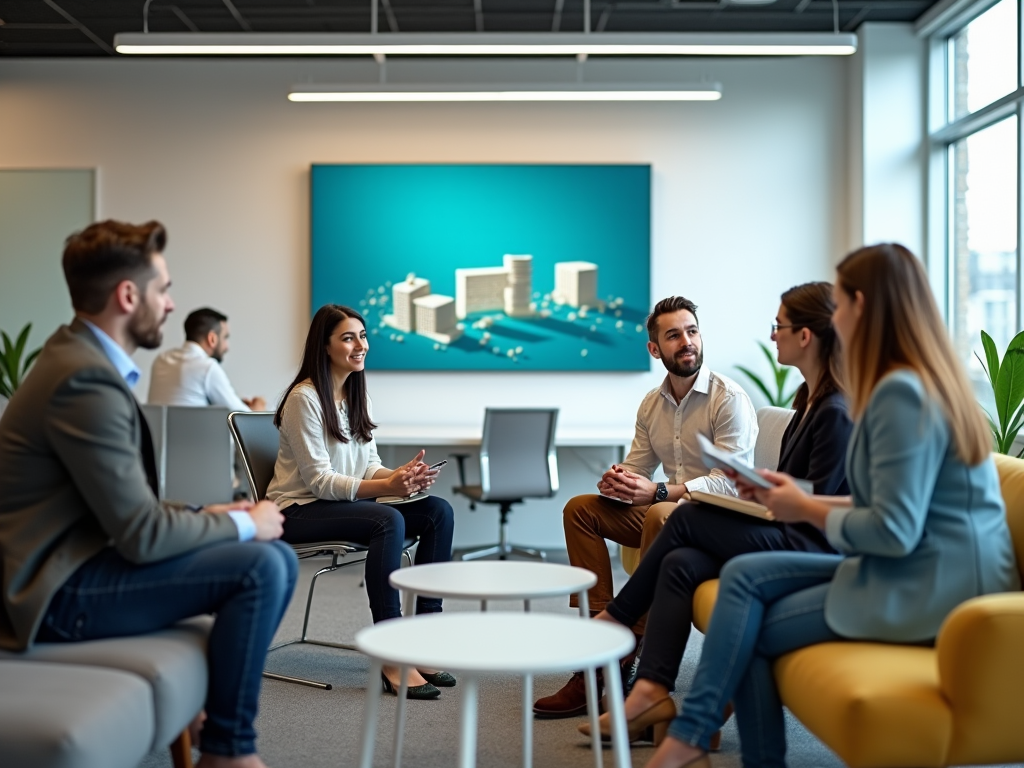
left=686, top=453, right=1024, bottom=767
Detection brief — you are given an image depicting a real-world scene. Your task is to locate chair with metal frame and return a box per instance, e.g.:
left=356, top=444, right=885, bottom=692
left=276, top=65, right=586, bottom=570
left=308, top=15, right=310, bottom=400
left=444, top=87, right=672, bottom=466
left=451, top=407, right=559, bottom=562
left=228, top=410, right=414, bottom=691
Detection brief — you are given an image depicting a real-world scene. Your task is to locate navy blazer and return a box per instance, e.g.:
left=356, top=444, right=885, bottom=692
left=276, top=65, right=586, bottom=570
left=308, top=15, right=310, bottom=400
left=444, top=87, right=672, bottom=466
left=777, top=391, right=852, bottom=551
left=824, top=370, right=1020, bottom=643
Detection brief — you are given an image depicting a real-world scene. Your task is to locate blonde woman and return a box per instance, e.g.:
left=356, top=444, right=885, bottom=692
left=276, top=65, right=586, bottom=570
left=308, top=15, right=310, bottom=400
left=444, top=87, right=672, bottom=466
left=646, top=244, right=1020, bottom=768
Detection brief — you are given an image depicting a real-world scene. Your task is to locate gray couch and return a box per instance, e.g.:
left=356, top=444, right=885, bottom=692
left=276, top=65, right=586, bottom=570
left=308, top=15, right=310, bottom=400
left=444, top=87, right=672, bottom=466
left=0, top=617, right=211, bottom=768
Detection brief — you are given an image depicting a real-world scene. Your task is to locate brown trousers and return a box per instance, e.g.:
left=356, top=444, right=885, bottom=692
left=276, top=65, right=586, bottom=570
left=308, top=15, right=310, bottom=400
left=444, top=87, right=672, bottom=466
left=563, top=494, right=678, bottom=634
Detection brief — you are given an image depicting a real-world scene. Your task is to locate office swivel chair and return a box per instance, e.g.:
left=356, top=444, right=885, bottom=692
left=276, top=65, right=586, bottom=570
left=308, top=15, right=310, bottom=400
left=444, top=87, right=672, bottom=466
left=452, top=407, right=559, bottom=562
left=228, top=411, right=414, bottom=690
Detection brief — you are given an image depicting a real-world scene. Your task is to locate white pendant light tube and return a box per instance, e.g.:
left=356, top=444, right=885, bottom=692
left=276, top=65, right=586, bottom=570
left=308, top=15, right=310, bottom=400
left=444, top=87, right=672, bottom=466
left=114, top=31, right=857, bottom=57
left=287, top=83, right=723, bottom=102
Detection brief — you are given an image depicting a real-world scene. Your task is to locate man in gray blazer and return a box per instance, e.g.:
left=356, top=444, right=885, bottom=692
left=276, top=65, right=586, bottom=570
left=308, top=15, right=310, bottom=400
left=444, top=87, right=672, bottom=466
left=0, top=219, right=297, bottom=768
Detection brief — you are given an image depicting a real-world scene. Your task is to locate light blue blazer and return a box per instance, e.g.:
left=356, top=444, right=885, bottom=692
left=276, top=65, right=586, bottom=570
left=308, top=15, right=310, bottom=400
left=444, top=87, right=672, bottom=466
left=824, top=370, right=1020, bottom=643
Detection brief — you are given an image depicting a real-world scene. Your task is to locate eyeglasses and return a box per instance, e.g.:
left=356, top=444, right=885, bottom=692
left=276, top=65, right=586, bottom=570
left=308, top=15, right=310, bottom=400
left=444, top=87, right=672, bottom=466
left=771, top=323, right=801, bottom=334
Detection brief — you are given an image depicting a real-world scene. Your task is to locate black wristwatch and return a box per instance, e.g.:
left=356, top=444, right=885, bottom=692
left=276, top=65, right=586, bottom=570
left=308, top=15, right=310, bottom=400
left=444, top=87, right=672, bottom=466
left=655, top=482, right=669, bottom=502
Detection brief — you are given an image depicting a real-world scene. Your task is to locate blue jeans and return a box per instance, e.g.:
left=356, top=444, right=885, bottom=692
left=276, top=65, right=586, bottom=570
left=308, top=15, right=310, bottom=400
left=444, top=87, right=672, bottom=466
left=281, top=495, right=455, bottom=622
left=668, top=551, right=844, bottom=768
left=37, top=540, right=298, bottom=757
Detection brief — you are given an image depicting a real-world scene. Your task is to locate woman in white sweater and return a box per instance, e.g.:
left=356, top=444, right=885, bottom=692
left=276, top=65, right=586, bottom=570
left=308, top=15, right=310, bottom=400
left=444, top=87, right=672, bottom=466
left=267, top=304, right=455, bottom=699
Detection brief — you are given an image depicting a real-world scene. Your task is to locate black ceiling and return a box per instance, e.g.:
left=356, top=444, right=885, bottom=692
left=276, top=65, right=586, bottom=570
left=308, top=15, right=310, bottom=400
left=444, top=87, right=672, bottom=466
left=1, top=0, right=939, bottom=57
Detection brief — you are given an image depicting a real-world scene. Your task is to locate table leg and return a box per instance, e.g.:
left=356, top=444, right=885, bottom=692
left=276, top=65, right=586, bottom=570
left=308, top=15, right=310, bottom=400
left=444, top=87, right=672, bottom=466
left=402, top=590, right=417, bottom=618
left=481, top=599, right=488, bottom=612
left=459, top=675, right=479, bottom=768
left=603, top=661, right=630, bottom=768
left=579, top=590, right=590, bottom=618
left=524, top=598, right=531, bottom=613
left=522, top=673, right=533, bottom=768
left=359, top=659, right=383, bottom=768
left=393, top=664, right=409, bottom=768
left=583, top=667, right=602, bottom=768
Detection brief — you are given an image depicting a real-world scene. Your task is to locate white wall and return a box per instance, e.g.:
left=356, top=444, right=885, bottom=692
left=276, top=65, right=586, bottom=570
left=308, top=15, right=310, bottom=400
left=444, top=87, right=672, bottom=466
left=847, top=23, right=927, bottom=255
left=0, top=54, right=848, bottom=546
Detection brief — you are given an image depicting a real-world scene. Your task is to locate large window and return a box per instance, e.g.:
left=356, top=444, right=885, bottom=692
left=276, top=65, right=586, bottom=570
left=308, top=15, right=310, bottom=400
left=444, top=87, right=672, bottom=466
left=931, top=0, right=1022, bottom=396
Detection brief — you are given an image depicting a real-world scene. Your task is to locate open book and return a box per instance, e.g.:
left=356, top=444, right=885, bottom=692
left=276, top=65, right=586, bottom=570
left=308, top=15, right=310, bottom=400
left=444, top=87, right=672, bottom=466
left=685, top=490, right=775, bottom=521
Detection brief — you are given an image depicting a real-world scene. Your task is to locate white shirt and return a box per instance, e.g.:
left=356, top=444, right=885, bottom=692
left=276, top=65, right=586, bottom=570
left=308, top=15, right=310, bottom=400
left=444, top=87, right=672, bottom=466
left=266, top=381, right=384, bottom=508
left=621, top=367, right=758, bottom=497
left=148, top=341, right=250, bottom=411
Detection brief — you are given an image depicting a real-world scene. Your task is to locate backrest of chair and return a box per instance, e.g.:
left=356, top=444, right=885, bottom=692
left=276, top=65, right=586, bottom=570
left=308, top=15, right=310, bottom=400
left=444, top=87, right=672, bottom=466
left=992, top=453, right=1024, bottom=584
left=228, top=412, right=280, bottom=501
left=163, top=406, right=233, bottom=506
left=754, top=406, right=795, bottom=471
left=479, top=408, right=558, bottom=501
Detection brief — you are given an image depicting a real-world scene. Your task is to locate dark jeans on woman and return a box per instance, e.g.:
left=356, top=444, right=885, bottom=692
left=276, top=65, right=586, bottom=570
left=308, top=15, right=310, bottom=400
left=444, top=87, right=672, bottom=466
left=604, top=502, right=834, bottom=691
left=37, top=540, right=299, bottom=757
left=282, top=495, right=455, bottom=622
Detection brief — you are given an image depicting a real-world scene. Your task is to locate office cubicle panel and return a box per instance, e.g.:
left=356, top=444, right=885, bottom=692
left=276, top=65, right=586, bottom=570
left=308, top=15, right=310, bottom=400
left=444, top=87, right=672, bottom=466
left=164, top=406, right=233, bottom=506
left=139, top=404, right=167, bottom=499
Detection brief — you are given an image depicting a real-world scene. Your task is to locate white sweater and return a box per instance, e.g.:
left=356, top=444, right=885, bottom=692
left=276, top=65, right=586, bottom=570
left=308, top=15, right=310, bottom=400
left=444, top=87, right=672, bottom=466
left=266, top=381, right=383, bottom=508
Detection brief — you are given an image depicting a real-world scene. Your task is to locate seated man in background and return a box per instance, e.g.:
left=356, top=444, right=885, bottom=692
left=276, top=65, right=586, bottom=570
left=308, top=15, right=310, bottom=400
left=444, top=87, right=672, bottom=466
left=534, top=295, right=757, bottom=719
left=149, top=306, right=266, bottom=411
left=0, top=219, right=296, bottom=768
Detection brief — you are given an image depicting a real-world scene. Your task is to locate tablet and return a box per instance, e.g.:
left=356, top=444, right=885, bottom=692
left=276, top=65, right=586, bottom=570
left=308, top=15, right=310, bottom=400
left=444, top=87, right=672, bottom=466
left=598, top=492, right=633, bottom=504
left=697, top=434, right=773, bottom=490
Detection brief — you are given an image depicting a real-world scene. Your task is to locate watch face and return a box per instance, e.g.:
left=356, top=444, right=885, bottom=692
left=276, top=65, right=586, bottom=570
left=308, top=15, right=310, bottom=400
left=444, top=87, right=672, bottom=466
left=656, top=483, right=668, bottom=501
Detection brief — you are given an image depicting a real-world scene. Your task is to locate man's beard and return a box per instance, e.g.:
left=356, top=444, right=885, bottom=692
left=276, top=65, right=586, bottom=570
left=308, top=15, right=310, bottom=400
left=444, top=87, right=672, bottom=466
left=211, top=349, right=224, bottom=363
left=128, top=303, right=165, bottom=350
left=660, top=345, right=703, bottom=378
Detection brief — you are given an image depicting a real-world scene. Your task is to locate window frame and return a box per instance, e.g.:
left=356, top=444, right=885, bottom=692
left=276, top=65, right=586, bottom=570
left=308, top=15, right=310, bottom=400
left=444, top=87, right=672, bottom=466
left=927, top=0, right=1024, bottom=338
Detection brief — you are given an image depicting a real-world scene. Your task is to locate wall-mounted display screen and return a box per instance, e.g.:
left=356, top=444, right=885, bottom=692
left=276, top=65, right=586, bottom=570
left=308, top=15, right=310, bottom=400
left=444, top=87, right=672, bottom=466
left=311, top=164, right=651, bottom=371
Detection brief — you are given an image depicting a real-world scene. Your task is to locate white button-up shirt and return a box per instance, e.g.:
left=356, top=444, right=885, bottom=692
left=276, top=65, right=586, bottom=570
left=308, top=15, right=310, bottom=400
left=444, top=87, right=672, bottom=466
left=148, top=341, right=250, bottom=411
left=621, top=367, right=758, bottom=497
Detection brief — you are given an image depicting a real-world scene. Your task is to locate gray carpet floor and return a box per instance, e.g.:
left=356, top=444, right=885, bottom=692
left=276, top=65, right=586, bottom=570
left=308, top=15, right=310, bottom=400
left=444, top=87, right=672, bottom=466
left=139, top=551, right=1022, bottom=768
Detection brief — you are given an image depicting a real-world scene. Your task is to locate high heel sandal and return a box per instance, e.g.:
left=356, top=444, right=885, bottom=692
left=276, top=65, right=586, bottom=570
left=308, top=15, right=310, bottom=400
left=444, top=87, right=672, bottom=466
left=577, top=695, right=677, bottom=745
left=380, top=671, right=441, bottom=700
left=419, top=671, right=457, bottom=687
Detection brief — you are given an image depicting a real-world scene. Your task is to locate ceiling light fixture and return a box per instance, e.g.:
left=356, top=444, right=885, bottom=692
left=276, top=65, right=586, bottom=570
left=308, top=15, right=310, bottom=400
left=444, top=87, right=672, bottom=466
left=288, top=83, right=723, bottom=102
left=114, top=31, right=856, bottom=57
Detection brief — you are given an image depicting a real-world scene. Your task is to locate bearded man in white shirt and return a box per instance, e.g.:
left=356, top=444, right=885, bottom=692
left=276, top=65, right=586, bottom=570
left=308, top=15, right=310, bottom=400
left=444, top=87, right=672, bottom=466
left=534, top=295, right=758, bottom=718
left=148, top=307, right=265, bottom=411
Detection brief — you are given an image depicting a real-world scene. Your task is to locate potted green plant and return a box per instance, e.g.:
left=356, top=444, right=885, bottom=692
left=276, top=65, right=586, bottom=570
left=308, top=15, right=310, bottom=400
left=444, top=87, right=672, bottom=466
left=976, top=329, right=1024, bottom=457
left=736, top=340, right=798, bottom=408
left=0, top=324, right=42, bottom=401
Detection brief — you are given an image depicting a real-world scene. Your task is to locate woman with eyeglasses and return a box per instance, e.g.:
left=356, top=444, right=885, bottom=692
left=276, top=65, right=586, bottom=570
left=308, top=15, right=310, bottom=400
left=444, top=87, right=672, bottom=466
left=577, top=281, right=853, bottom=746
left=644, top=244, right=1019, bottom=768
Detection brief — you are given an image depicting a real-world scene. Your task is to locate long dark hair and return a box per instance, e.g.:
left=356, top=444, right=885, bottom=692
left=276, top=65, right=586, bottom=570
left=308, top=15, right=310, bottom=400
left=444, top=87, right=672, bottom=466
left=275, top=304, right=377, bottom=444
left=780, top=282, right=844, bottom=415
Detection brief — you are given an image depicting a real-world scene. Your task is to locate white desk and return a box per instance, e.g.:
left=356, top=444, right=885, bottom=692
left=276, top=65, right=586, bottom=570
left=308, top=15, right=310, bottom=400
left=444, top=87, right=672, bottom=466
left=373, top=425, right=633, bottom=451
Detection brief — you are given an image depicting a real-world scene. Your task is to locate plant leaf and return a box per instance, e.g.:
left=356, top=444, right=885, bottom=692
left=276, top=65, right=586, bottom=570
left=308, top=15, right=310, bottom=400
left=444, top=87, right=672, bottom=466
left=994, top=329, right=1024, bottom=431
left=736, top=365, right=781, bottom=407
left=981, top=330, right=1001, bottom=389
left=13, top=324, right=30, bottom=365
left=22, top=347, right=41, bottom=373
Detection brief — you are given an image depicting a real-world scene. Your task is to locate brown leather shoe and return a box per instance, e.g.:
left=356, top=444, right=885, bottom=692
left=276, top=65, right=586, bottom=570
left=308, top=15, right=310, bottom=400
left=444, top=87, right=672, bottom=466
left=533, top=669, right=604, bottom=718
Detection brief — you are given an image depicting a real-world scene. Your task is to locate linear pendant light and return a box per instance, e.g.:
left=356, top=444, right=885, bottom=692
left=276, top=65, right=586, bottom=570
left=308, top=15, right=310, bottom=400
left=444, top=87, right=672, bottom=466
left=288, top=82, right=724, bottom=103
left=114, top=32, right=857, bottom=57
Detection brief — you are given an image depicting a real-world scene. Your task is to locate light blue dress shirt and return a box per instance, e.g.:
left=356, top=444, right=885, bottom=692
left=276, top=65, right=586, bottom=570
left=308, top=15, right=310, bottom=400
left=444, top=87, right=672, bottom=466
left=80, top=319, right=256, bottom=542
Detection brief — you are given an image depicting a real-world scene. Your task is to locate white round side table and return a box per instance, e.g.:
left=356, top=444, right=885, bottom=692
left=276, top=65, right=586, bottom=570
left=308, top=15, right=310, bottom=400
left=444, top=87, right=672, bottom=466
left=355, top=613, right=636, bottom=768
left=388, top=560, right=598, bottom=615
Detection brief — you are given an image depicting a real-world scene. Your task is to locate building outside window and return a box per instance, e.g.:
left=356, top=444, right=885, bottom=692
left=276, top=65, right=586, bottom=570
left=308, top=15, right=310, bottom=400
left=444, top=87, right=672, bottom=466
left=930, top=0, right=1021, bottom=404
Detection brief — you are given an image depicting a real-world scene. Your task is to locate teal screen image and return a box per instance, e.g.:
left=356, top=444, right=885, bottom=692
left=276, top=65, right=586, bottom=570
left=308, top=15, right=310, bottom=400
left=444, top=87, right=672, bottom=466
left=311, top=164, right=651, bottom=371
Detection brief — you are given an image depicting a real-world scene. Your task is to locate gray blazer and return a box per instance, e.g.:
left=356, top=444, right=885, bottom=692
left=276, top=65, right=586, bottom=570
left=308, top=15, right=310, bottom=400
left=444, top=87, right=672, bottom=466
left=0, top=320, right=237, bottom=651
left=824, top=369, right=1020, bottom=643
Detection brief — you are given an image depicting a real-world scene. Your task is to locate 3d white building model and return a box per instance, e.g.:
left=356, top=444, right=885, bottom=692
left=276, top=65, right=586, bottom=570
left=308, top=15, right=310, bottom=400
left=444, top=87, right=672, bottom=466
left=413, top=294, right=463, bottom=344
left=385, top=275, right=430, bottom=332
left=455, top=266, right=510, bottom=319
left=503, top=254, right=533, bottom=317
left=553, top=261, right=598, bottom=308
